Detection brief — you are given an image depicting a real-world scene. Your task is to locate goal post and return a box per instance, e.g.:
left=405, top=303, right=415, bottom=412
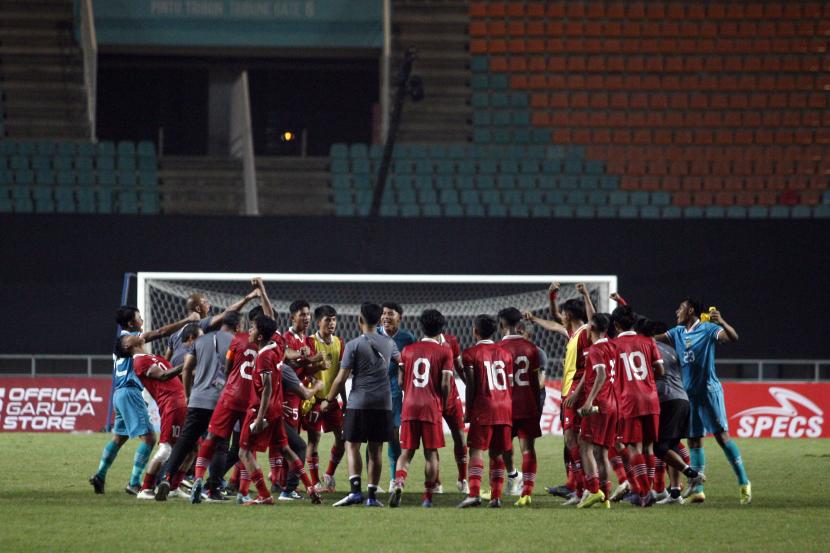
left=137, top=273, right=617, bottom=376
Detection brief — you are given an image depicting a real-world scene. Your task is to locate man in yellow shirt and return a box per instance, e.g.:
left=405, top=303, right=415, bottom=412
left=307, top=305, right=347, bottom=492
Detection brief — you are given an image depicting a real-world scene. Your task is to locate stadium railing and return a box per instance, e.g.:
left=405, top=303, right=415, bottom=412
left=0, top=355, right=112, bottom=377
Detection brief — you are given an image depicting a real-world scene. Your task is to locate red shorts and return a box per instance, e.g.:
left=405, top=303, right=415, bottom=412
left=400, top=419, right=445, bottom=450
left=443, top=397, right=465, bottom=430
left=301, top=401, right=344, bottom=434
left=159, top=404, right=187, bottom=444
left=240, top=412, right=287, bottom=452
left=562, top=404, right=582, bottom=432
left=580, top=412, right=617, bottom=449
left=620, top=414, right=660, bottom=445
left=512, top=416, right=542, bottom=439
left=283, top=399, right=301, bottom=429
left=208, top=399, right=246, bottom=440
left=467, top=423, right=512, bottom=452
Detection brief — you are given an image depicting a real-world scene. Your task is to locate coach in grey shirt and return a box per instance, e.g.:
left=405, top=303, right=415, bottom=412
left=321, top=302, right=401, bottom=506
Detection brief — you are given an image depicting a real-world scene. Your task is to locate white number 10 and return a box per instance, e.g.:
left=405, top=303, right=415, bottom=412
left=484, top=360, right=508, bottom=391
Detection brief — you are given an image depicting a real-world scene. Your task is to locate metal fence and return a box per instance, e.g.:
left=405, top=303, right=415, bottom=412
left=0, top=355, right=828, bottom=381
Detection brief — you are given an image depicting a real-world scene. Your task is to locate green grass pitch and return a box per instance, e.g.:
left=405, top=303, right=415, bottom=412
left=0, top=433, right=827, bottom=553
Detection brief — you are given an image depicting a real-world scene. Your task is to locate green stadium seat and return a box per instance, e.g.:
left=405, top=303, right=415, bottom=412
left=471, top=75, right=489, bottom=90
left=330, top=159, right=349, bottom=174
left=394, top=160, right=414, bottom=175
left=488, top=204, right=507, bottom=217
left=354, top=190, right=372, bottom=204
left=56, top=142, right=76, bottom=156
left=334, top=190, right=351, bottom=205
left=481, top=190, right=500, bottom=204
left=10, top=156, right=28, bottom=170
left=477, top=175, right=495, bottom=189
left=97, top=156, right=115, bottom=171
left=519, top=160, right=539, bottom=175
left=330, top=143, right=348, bottom=158
left=503, top=190, right=521, bottom=205
left=138, top=156, right=156, bottom=171
left=581, top=176, right=600, bottom=189
left=492, top=111, right=510, bottom=127
left=369, top=144, right=383, bottom=160
left=492, top=129, right=511, bottom=144
left=422, top=204, right=441, bottom=217
left=353, top=158, right=370, bottom=174
left=511, top=111, right=530, bottom=126
left=353, top=175, right=372, bottom=190
left=435, top=160, right=453, bottom=175
left=0, top=142, right=15, bottom=155
left=434, top=176, right=452, bottom=190
left=531, top=205, right=551, bottom=217
left=429, top=144, right=446, bottom=159
left=73, top=188, right=93, bottom=213
left=0, top=170, right=11, bottom=186
left=641, top=206, right=660, bottom=218
left=35, top=170, right=55, bottom=185
left=33, top=187, right=54, bottom=213
left=447, top=144, right=467, bottom=159
left=516, top=175, right=535, bottom=189
left=444, top=204, right=464, bottom=217
left=791, top=206, right=811, bottom=218
left=333, top=202, right=354, bottom=216
left=531, top=129, right=551, bottom=143
left=465, top=204, right=486, bottom=217
left=15, top=170, right=34, bottom=185
left=542, top=160, right=561, bottom=174
left=563, top=158, right=582, bottom=175
left=118, top=156, right=136, bottom=171
left=496, top=175, right=514, bottom=189
left=97, top=141, right=115, bottom=157
left=75, top=156, right=94, bottom=171
left=389, top=175, right=409, bottom=190
left=95, top=189, right=112, bottom=213
left=587, top=191, right=606, bottom=205
left=16, top=142, right=35, bottom=155
left=478, top=160, right=497, bottom=175
left=651, top=192, right=671, bottom=206
left=418, top=189, right=437, bottom=204
left=455, top=175, right=474, bottom=190
left=349, top=144, right=368, bottom=159
left=662, top=206, right=682, bottom=218
left=76, top=142, right=95, bottom=156
left=53, top=156, right=72, bottom=171
left=412, top=175, right=432, bottom=191
left=138, top=168, right=158, bottom=188
left=471, top=94, right=489, bottom=109
left=814, top=205, right=830, bottom=218
left=508, top=205, right=530, bottom=217
left=726, top=206, right=747, bottom=218
left=631, top=192, right=650, bottom=206
left=574, top=206, right=594, bottom=218
left=470, top=56, right=489, bottom=73
left=513, top=129, right=530, bottom=143
left=137, top=141, right=155, bottom=158
left=456, top=160, right=476, bottom=175
left=13, top=196, right=34, bottom=213
left=332, top=175, right=350, bottom=191
left=560, top=176, right=579, bottom=190
left=399, top=203, right=419, bottom=217
left=500, top=160, right=519, bottom=174
left=684, top=207, right=704, bottom=218
left=491, top=93, right=509, bottom=108
left=0, top=195, right=13, bottom=212
left=413, top=160, right=431, bottom=175
left=584, top=160, right=604, bottom=175
left=523, top=190, right=543, bottom=204
left=397, top=189, right=416, bottom=204
left=595, top=206, right=616, bottom=218
left=379, top=204, right=397, bottom=217
left=553, top=206, right=574, bottom=218
left=769, top=206, right=790, bottom=218
left=609, top=191, right=628, bottom=206
left=489, top=74, right=509, bottom=90
left=117, top=141, right=135, bottom=157
left=545, top=190, right=566, bottom=204
left=55, top=190, right=74, bottom=213
left=821, top=191, right=830, bottom=205
left=461, top=190, right=480, bottom=205
left=31, top=155, right=51, bottom=171
left=118, top=171, right=137, bottom=187
left=705, top=206, right=726, bottom=218
left=600, top=176, right=618, bottom=190
left=98, top=170, right=116, bottom=187
left=118, top=191, right=139, bottom=214
left=537, top=175, right=556, bottom=189
left=510, top=93, right=529, bottom=108
left=747, top=206, right=768, bottom=218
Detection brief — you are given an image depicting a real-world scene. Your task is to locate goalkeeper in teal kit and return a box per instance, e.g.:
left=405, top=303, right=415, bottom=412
left=656, top=298, right=751, bottom=505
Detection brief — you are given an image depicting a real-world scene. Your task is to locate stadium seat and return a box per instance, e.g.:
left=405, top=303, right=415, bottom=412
left=118, top=191, right=139, bottom=214
left=349, top=144, right=368, bottom=159
left=117, top=141, right=136, bottom=157
left=488, top=204, right=508, bottom=217
left=330, top=143, right=348, bottom=158
left=530, top=204, right=552, bottom=217
left=422, top=204, right=441, bottom=217
left=97, top=141, right=115, bottom=157
left=400, top=203, right=419, bottom=217
left=444, top=204, right=464, bottom=217
left=137, top=141, right=156, bottom=158
left=553, top=206, right=574, bottom=218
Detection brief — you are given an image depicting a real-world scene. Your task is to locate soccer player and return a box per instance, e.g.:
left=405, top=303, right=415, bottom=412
left=322, top=303, right=401, bottom=507
left=89, top=307, right=197, bottom=495
left=612, top=305, right=664, bottom=507
left=309, top=305, right=347, bottom=492
left=379, top=302, right=417, bottom=490
left=154, top=311, right=242, bottom=502
left=457, top=315, right=514, bottom=509
left=655, top=298, right=749, bottom=504
left=497, top=307, right=542, bottom=507
left=128, top=340, right=189, bottom=499
left=575, top=313, right=617, bottom=509
left=436, top=330, right=469, bottom=494
left=390, top=309, right=453, bottom=508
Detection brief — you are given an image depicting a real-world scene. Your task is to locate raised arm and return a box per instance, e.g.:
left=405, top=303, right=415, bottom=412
left=710, top=310, right=739, bottom=343
left=252, top=277, right=274, bottom=319
left=207, top=288, right=260, bottom=329
left=548, top=281, right=564, bottom=324
left=523, top=311, right=569, bottom=338
left=141, top=312, right=200, bottom=343
left=576, top=283, right=595, bottom=322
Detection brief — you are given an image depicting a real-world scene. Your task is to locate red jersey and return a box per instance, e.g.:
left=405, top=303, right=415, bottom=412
left=584, top=338, right=618, bottom=413
left=249, top=342, right=286, bottom=421
left=462, top=340, right=513, bottom=426
left=281, top=328, right=316, bottom=410
left=570, top=324, right=592, bottom=381
left=133, top=354, right=186, bottom=410
left=500, top=335, right=542, bottom=420
left=222, top=333, right=258, bottom=411
left=401, top=339, right=454, bottom=423
left=613, top=331, right=662, bottom=417
left=439, top=332, right=462, bottom=398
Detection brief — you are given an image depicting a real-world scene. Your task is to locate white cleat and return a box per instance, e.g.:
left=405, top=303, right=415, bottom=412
left=609, top=480, right=631, bottom=502
left=562, top=491, right=587, bottom=506
left=656, top=494, right=686, bottom=505
left=507, top=472, right=523, bottom=496
left=322, top=473, right=336, bottom=492
left=136, top=489, right=156, bottom=500
left=432, top=484, right=444, bottom=494
left=457, top=480, right=469, bottom=494
left=653, top=490, right=669, bottom=502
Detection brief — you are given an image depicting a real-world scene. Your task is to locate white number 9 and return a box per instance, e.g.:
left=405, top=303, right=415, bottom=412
left=413, top=358, right=430, bottom=388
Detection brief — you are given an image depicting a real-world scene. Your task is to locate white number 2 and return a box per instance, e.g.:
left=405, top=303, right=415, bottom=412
left=620, top=351, right=647, bottom=381
left=513, top=356, right=530, bottom=387
left=239, top=349, right=257, bottom=381
left=413, top=358, right=430, bottom=388
left=484, top=360, right=508, bottom=391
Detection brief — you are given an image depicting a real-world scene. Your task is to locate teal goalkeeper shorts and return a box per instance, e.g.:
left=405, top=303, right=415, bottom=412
left=688, top=384, right=728, bottom=438
left=112, top=387, right=154, bottom=438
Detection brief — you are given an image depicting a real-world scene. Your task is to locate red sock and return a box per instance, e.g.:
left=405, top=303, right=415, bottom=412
left=229, top=463, right=241, bottom=487
left=646, top=454, right=656, bottom=490
left=490, top=457, right=506, bottom=500
left=678, top=442, right=690, bottom=465
left=601, top=479, right=612, bottom=500
left=291, top=459, right=314, bottom=491
left=654, top=458, right=666, bottom=494
left=609, top=449, right=627, bottom=484
left=586, top=474, right=600, bottom=494
left=171, top=470, right=186, bottom=490
left=395, top=469, right=408, bottom=487
left=620, top=448, right=635, bottom=489
left=194, top=438, right=216, bottom=480
left=251, top=468, right=270, bottom=499
left=568, top=446, right=585, bottom=495
left=521, top=451, right=537, bottom=496
left=455, top=444, right=468, bottom=481
left=142, top=471, right=155, bottom=491
left=307, top=452, right=320, bottom=486
left=239, top=467, right=251, bottom=496
left=566, top=462, right=576, bottom=489
left=268, top=453, right=284, bottom=485
left=423, top=481, right=434, bottom=502
left=468, top=458, right=484, bottom=497
left=326, top=444, right=344, bottom=477
left=631, top=453, right=650, bottom=497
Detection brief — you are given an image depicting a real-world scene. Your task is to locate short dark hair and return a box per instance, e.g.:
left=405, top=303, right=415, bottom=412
left=314, top=305, right=337, bottom=320
left=181, top=323, right=201, bottom=343
left=113, top=335, right=131, bottom=358
left=360, top=302, right=383, bottom=326
left=289, top=299, right=310, bottom=315
left=254, top=315, right=278, bottom=342
left=497, top=307, right=523, bottom=328
left=612, top=305, right=637, bottom=331
left=474, top=314, right=498, bottom=340
left=222, top=311, right=241, bottom=330
left=591, top=313, right=612, bottom=335
left=115, top=305, right=139, bottom=329
left=247, top=305, right=263, bottom=321
left=560, top=299, right=587, bottom=323
left=382, top=302, right=404, bottom=316
left=681, top=297, right=704, bottom=318
left=420, top=309, right=446, bottom=337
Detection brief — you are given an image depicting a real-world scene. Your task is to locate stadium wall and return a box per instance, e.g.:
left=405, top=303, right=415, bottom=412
left=0, top=214, right=827, bottom=357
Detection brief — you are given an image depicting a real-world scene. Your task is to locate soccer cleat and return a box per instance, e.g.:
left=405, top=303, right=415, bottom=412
left=562, top=491, right=585, bottom=506
left=278, top=491, right=297, bottom=501
left=740, top=482, right=752, bottom=505
left=639, top=494, right=656, bottom=508
left=546, top=485, right=572, bottom=498
left=124, top=483, right=141, bottom=496
left=514, top=495, right=532, bottom=507
left=624, top=492, right=641, bottom=506
left=653, top=490, right=669, bottom=503
left=577, top=491, right=605, bottom=509
left=508, top=472, right=523, bottom=496
left=364, top=498, right=384, bottom=507
left=89, top=475, right=105, bottom=494
left=609, top=480, right=630, bottom=502
left=243, top=495, right=275, bottom=506
left=389, top=485, right=403, bottom=508
left=322, top=473, right=336, bottom=492
left=687, top=491, right=706, bottom=504
left=421, top=499, right=432, bottom=508
left=309, top=489, right=323, bottom=505
left=154, top=480, right=170, bottom=502
left=333, top=493, right=364, bottom=507
left=205, top=491, right=229, bottom=502
left=480, top=489, right=492, bottom=500
left=179, top=478, right=194, bottom=491
left=457, top=480, right=469, bottom=494
left=168, top=487, right=189, bottom=499
left=190, top=478, right=204, bottom=504
left=488, top=498, right=502, bottom=508
left=688, top=473, right=707, bottom=494
left=656, top=495, right=685, bottom=505
left=136, top=489, right=156, bottom=500
left=603, top=500, right=611, bottom=509
left=432, top=483, right=444, bottom=494
left=236, top=493, right=251, bottom=505
left=457, top=495, right=482, bottom=509
left=270, top=482, right=282, bottom=494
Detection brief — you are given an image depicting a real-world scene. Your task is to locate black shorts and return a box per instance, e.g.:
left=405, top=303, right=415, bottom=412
left=659, top=399, right=690, bottom=442
left=343, top=408, right=392, bottom=443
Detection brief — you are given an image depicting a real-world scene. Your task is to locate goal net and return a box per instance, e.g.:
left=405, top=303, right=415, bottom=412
left=137, top=273, right=617, bottom=377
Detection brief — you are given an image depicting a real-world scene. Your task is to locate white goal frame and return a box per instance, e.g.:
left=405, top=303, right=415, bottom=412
left=137, top=273, right=618, bottom=331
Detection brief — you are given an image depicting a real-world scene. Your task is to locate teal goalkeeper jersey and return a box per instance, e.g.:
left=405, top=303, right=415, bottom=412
left=667, top=320, right=724, bottom=396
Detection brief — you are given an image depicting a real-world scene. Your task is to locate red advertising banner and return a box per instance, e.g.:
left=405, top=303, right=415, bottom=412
left=0, top=377, right=112, bottom=432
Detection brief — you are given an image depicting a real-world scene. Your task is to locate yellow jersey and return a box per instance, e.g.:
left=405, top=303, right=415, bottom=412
left=561, top=323, right=590, bottom=397
left=311, top=332, right=343, bottom=400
